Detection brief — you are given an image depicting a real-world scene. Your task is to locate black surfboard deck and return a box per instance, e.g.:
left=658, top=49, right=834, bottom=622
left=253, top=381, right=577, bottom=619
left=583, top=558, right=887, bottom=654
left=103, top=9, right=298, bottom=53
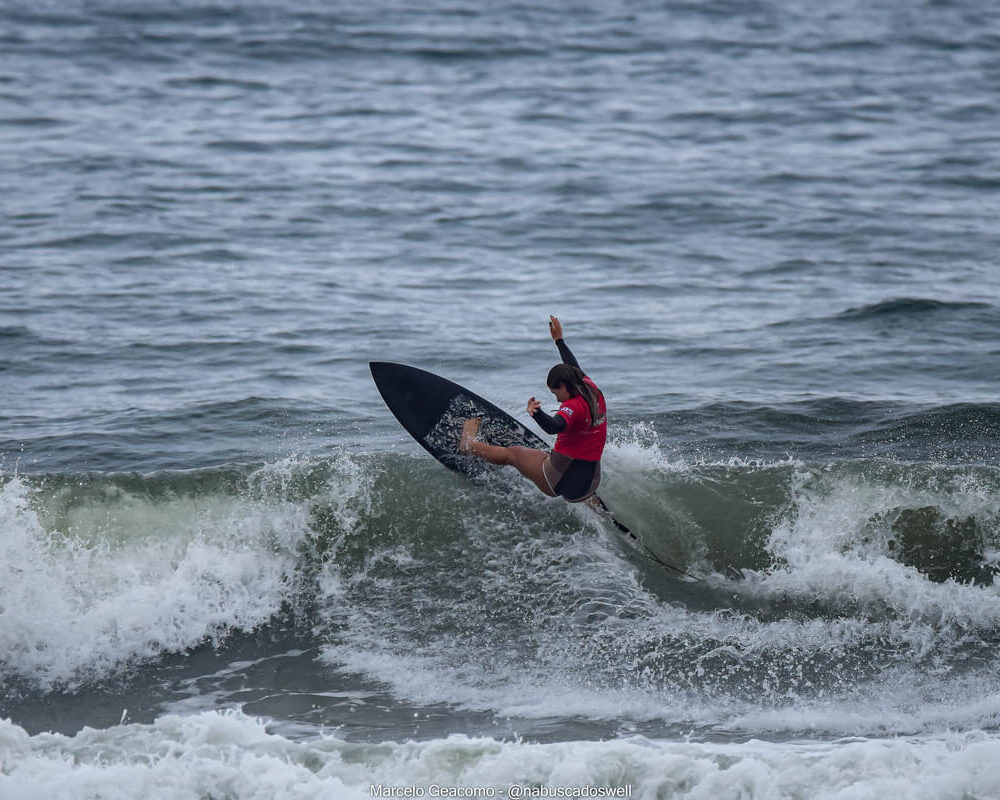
left=369, top=361, right=546, bottom=479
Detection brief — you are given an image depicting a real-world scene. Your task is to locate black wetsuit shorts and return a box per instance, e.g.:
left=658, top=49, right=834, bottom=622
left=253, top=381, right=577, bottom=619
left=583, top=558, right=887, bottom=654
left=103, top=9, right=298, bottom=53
left=542, top=451, right=601, bottom=503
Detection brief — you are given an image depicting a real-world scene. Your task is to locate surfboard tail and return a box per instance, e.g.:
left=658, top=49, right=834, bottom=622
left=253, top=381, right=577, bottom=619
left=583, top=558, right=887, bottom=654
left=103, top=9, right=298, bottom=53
left=593, top=496, right=635, bottom=538
left=592, top=495, right=703, bottom=583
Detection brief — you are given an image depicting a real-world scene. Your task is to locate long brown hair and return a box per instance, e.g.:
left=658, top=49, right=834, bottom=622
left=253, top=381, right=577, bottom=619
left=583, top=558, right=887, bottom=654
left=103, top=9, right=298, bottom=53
left=546, top=364, right=603, bottom=427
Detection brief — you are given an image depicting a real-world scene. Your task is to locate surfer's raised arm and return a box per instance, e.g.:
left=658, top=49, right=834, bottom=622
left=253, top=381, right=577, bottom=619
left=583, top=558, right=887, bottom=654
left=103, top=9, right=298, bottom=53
left=548, top=315, right=581, bottom=370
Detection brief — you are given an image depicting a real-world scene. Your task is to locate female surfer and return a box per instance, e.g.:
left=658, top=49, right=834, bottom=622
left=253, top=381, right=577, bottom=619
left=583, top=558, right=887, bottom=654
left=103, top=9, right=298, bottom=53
left=460, top=316, right=607, bottom=503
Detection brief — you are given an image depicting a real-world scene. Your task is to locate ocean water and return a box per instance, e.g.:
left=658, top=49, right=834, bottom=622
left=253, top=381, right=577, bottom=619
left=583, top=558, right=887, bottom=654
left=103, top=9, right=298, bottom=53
left=3, top=0, right=1000, bottom=797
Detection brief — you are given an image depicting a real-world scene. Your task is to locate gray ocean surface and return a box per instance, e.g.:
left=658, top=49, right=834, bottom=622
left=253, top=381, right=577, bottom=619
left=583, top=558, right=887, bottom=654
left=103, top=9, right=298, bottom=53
left=3, top=1, right=1000, bottom=797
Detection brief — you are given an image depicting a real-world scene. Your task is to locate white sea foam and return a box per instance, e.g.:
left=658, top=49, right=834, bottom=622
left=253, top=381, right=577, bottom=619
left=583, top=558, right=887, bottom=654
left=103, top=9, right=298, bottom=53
left=748, top=464, right=1000, bottom=630
left=322, top=588, right=1000, bottom=739
left=0, top=470, right=310, bottom=689
left=3, top=711, right=1000, bottom=800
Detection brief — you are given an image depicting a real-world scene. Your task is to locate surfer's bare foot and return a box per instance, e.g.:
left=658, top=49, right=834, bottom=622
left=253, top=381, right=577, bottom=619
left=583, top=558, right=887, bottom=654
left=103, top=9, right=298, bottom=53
left=459, top=417, right=482, bottom=454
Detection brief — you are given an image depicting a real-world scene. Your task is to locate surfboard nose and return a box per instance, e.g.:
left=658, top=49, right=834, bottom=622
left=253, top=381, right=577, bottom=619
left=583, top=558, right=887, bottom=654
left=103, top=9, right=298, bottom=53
left=370, top=361, right=456, bottom=441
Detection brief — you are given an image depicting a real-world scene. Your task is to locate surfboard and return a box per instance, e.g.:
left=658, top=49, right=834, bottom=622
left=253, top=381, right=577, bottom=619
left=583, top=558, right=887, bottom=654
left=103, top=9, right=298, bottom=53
left=369, top=361, right=546, bottom=480
left=369, top=361, right=703, bottom=582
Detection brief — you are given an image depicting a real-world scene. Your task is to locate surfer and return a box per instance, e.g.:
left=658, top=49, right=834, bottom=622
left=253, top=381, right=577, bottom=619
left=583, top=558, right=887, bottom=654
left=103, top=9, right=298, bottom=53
left=460, top=316, right=607, bottom=503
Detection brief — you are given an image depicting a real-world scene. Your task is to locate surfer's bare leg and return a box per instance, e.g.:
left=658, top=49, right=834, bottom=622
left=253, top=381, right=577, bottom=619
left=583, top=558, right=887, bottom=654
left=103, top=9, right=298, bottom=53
left=476, top=444, right=555, bottom=497
left=461, top=419, right=555, bottom=497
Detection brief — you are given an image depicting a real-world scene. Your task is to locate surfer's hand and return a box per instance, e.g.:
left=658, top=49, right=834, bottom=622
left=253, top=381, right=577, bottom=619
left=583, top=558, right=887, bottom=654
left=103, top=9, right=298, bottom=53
left=527, top=397, right=541, bottom=416
left=548, top=315, right=563, bottom=341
